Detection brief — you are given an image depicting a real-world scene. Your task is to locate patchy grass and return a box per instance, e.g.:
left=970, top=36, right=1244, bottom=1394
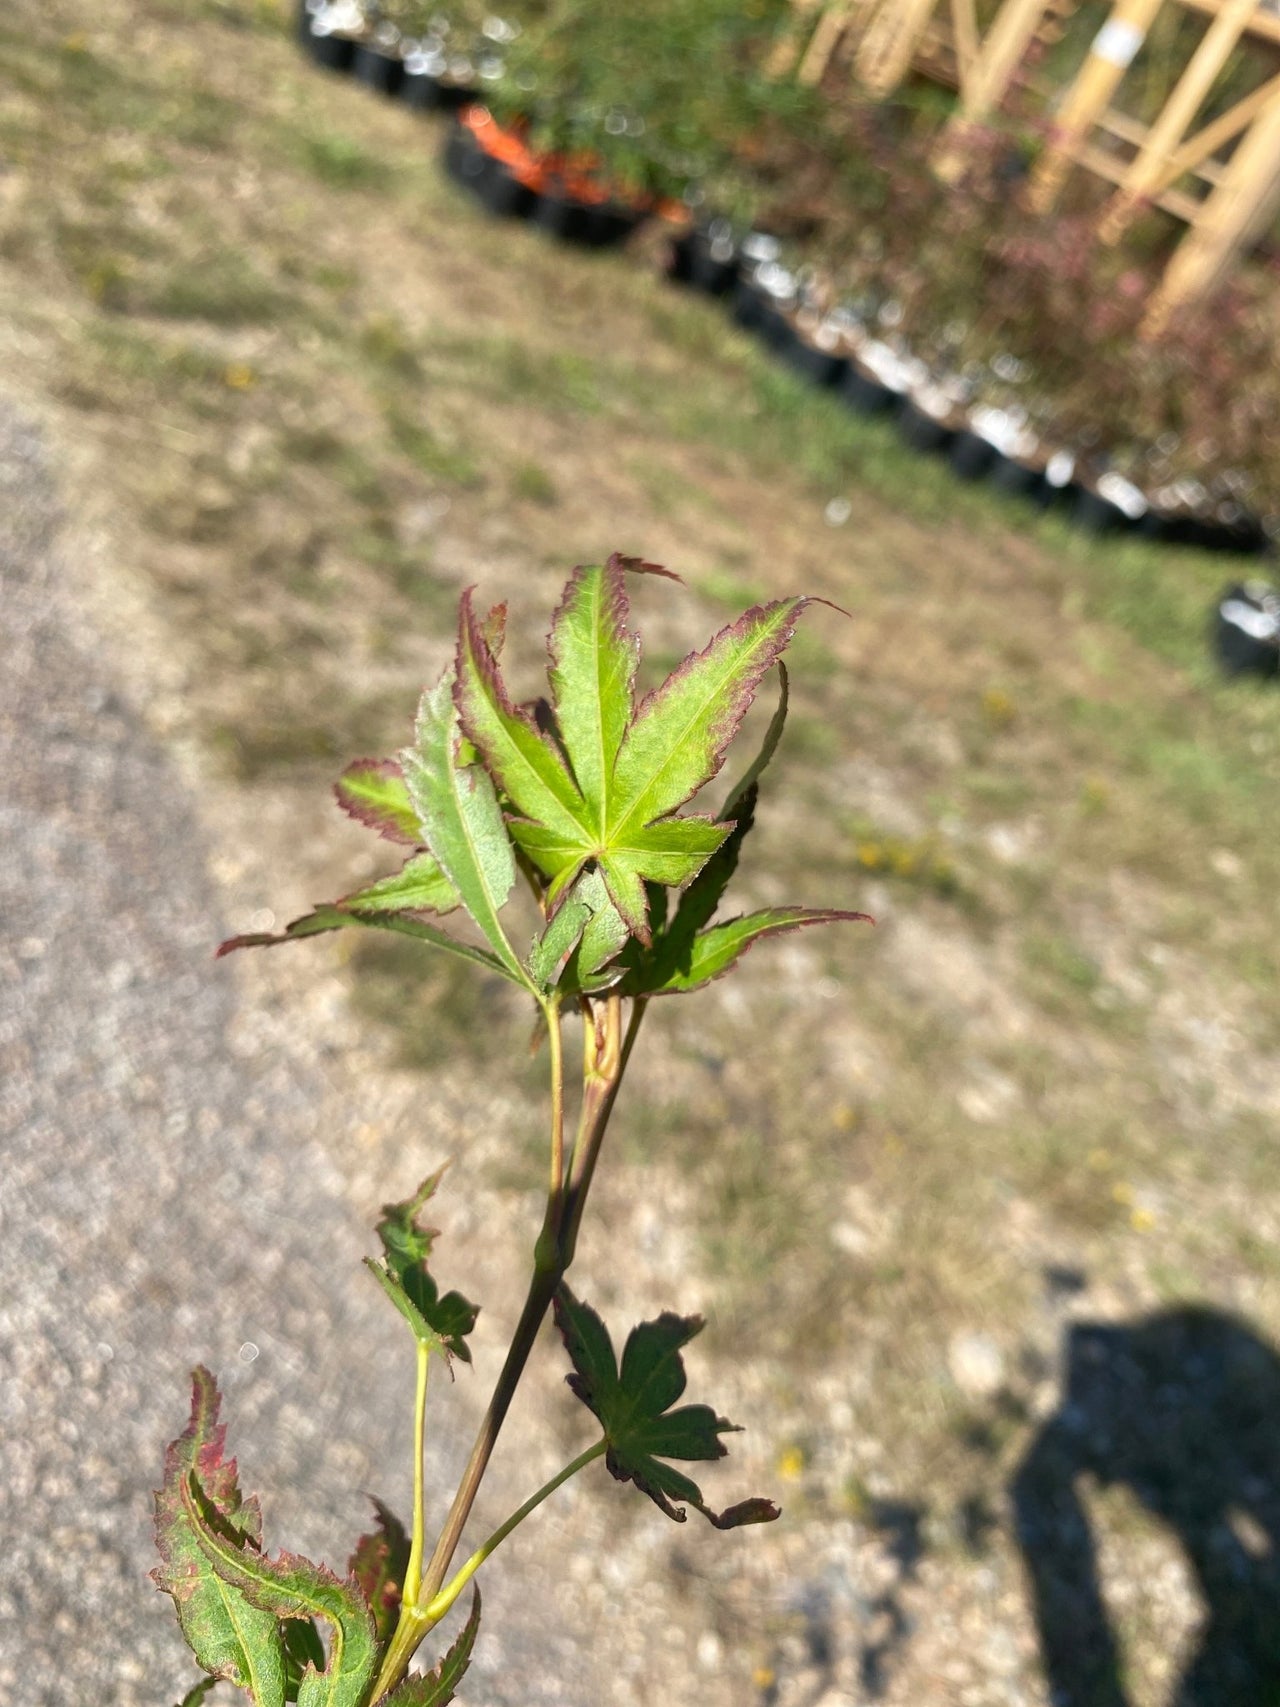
left=6, top=1, right=1280, bottom=1697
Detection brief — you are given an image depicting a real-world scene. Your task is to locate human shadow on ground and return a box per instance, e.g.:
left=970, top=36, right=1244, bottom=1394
left=1012, top=1305, right=1280, bottom=1706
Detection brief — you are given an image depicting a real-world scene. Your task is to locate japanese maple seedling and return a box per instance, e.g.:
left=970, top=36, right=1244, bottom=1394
left=157, top=554, right=868, bottom=1705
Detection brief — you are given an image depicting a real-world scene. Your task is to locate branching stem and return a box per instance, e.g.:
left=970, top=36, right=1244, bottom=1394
left=420, top=1439, right=606, bottom=1627
left=373, top=990, right=647, bottom=1700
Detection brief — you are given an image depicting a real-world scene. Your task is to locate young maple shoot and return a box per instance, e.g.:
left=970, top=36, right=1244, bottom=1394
left=157, top=554, right=868, bottom=1705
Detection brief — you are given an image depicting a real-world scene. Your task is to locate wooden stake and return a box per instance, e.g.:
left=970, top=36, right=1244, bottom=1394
left=766, top=0, right=827, bottom=78
left=933, top=0, right=1054, bottom=181
left=1099, top=0, right=1258, bottom=241
left=950, top=0, right=981, bottom=94
left=1027, top=0, right=1167, bottom=211
left=798, top=0, right=860, bottom=84
left=1143, top=77, right=1280, bottom=332
left=855, top=0, right=943, bottom=96
left=1141, top=64, right=1280, bottom=198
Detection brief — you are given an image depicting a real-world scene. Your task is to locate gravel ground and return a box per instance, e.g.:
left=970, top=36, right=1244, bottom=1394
left=0, top=395, right=397, bottom=1703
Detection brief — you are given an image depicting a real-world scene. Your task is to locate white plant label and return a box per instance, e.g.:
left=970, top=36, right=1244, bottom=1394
left=1091, top=19, right=1145, bottom=68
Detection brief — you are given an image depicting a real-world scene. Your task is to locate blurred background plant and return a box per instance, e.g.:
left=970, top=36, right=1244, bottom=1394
left=484, top=0, right=809, bottom=206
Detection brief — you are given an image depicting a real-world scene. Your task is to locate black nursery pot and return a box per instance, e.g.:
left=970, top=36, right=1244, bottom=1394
left=758, top=302, right=798, bottom=358
left=403, top=67, right=453, bottom=109
left=1174, top=507, right=1268, bottom=557
left=431, top=80, right=476, bottom=113
left=352, top=42, right=404, bottom=96
left=586, top=203, right=644, bottom=249
left=730, top=277, right=766, bottom=333
left=1071, top=486, right=1139, bottom=537
left=897, top=398, right=956, bottom=456
left=689, top=233, right=739, bottom=297
left=306, top=26, right=357, bottom=72
left=780, top=336, right=847, bottom=390
left=534, top=192, right=594, bottom=245
left=1213, top=582, right=1280, bottom=676
left=1159, top=511, right=1214, bottom=550
left=480, top=164, right=536, bottom=220
left=441, top=125, right=535, bottom=218
left=839, top=361, right=902, bottom=419
left=989, top=454, right=1050, bottom=506
left=443, top=123, right=484, bottom=189
left=948, top=430, right=1000, bottom=484
left=666, top=231, right=696, bottom=284
left=1220, top=510, right=1269, bottom=557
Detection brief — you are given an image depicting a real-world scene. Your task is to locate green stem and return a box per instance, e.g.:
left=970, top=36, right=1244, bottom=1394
left=403, top=1341, right=431, bottom=1608
left=547, top=997, right=565, bottom=1198
left=421, top=1440, right=606, bottom=1627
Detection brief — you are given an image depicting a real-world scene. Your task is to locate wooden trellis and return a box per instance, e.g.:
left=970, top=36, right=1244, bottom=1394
left=770, top=0, right=1280, bottom=329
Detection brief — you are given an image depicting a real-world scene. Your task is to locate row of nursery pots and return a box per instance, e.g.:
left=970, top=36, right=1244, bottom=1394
left=299, top=0, right=482, bottom=111
left=669, top=227, right=1271, bottom=557
left=441, top=111, right=653, bottom=248
left=298, top=3, right=651, bottom=247
left=293, top=5, right=1269, bottom=558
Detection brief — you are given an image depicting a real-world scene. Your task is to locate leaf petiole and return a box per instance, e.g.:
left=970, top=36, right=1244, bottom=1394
left=420, top=1440, right=606, bottom=1630
left=403, top=1340, right=432, bottom=1611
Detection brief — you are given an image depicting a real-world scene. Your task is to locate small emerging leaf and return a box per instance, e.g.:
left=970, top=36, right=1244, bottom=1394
left=378, top=1588, right=481, bottom=1706
left=348, top=1500, right=410, bottom=1645
left=153, top=1369, right=285, bottom=1707
left=335, top=760, right=420, bottom=845
left=180, top=1474, right=378, bottom=1707
left=528, top=867, right=628, bottom=993
left=527, top=888, right=594, bottom=988
left=367, top=1168, right=479, bottom=1361
left=560, top=868, right=629, bottom=992
left=554, top=1286, right=780, bottom=1531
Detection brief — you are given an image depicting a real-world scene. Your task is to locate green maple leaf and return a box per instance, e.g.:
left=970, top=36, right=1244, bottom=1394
left=528, top=866, right=630, bottom=994
left=554, top=1284, right=780, bottom=1531
left=400, top=664, right=534, bottom=988
left=179, top=1473, right=378, bottom=1707
left=455, top=552, right=812, bottom=943
left=219, top=558, right=863, bottom=998
left=365, top=1167, right=480, bottom=1362
left=216, top=759, right=507, bottom=978
left=153, top=1369, right=284, bottom=1707
left=619, top=666, right=871, bottom=994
